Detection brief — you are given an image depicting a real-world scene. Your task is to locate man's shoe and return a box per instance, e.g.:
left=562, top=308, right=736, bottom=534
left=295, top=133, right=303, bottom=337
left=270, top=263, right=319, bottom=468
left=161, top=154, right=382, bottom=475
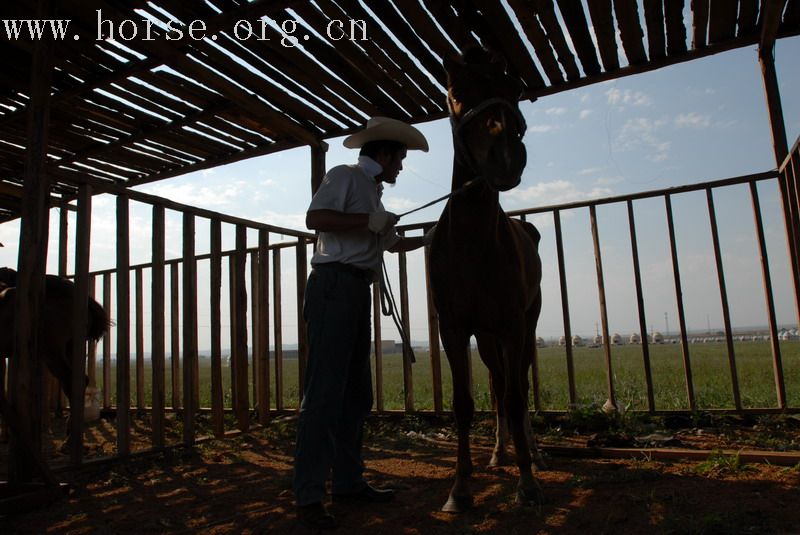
left=296, top=502, right=337, bottom=530
left=332, top=484, right=395, bottom=504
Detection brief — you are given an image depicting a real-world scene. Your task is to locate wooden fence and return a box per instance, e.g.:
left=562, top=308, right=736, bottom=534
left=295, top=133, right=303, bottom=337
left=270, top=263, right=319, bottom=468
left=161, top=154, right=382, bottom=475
left=8, top=137, right=799, bottom=465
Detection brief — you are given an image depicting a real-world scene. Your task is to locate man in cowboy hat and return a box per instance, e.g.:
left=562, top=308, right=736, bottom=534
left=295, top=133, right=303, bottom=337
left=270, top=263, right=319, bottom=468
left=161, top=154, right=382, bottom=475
left=294, top=117, right=433, bottom=530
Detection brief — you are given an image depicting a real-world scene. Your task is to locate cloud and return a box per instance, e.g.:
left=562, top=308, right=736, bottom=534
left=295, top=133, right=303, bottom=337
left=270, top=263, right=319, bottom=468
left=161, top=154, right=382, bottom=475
left=139, top=182, right=242, bottom=208
left=545, top=106, right=567, bottom=115
left=527, top=124, right=555, bottom=134
left=675, top=112, right=711, bottom=129
left=579, top=109, right=592, bottom=119
left=605, top=87, right=651, bottom=107
left=578, top=166, right=604, bottom=175
left=503, top=180, right=613, bottom=206
left=255, top=211, right=307, bottom=231
left=382, top=196, right=418, bottom=212
left=615, top=117, right=670, bottom=161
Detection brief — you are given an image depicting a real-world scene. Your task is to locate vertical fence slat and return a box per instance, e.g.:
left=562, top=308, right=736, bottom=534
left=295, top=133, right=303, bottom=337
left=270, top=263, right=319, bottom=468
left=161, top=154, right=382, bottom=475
left=170, top=263, right=181, bottom=410
left=749, top=181, right=786, bottom=408
left=234, top=225, right=249, bottom=432
left=553, top=210, right=576, bottom=405
left=103, top=273, right=112, bottom=409
left=87, top=274, right=98, bottom=389
left=589, top=205, right=616, bottom=409
left=665, top=194, right=695, bottom=410
left=706, top=189, right=742, bottom=410
left=372, top=283, right=384, bottom=412
left=273, top=248, right=284, bottom=411
left=229, top=255, right=238, bottom=416
left=116, top=194, right=131, bottom=456
left=423, top=244, right=443, bottom=413
left=398, top=240, right=414, bottom=412
left=257, top=230, right=270, bottom=423
left=135, top=267, right=144, bottom=411
left=626, top=201, right=655, bottom=412
left=151, top=205, right=166, bottom=448
left=69, top=184, right=91, bottom=464
left=296, top=241, right=308, bottom=401
left=210, top=220, right=224, bottom=437
left=250, top=250, right=259, bottom=409
left=779, top=152, right=800, bottom=330
left=182, top=213, right=198, bottom=445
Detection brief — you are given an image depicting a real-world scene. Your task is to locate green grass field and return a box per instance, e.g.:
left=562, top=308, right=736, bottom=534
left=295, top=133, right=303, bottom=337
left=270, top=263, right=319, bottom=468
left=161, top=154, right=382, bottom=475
left=99, top=341, right=799, bottom=414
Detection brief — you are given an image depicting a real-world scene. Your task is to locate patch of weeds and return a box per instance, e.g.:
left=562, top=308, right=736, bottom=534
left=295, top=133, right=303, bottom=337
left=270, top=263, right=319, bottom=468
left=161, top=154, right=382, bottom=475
left=695, top=450, right=753, bottom=477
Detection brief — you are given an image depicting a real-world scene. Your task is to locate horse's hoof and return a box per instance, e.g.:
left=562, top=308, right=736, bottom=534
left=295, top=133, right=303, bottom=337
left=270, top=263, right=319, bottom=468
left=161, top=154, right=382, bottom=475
left=516, top=483, right=544, bottom=506
left=441, top=494, right=473, bottom=513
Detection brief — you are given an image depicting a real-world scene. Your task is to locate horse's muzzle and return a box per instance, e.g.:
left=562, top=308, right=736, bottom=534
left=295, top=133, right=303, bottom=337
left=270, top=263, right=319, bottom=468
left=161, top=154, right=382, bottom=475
left=486, top=143, right=526, bottom=192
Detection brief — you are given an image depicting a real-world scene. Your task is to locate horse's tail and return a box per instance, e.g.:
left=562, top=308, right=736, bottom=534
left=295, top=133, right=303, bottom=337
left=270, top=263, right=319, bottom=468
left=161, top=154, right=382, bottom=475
left=87, top=297, right=110, bottom=342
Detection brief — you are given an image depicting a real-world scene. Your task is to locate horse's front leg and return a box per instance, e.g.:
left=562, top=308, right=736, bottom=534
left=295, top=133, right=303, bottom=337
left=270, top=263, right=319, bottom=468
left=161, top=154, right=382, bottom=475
left=503, top=334, right=543, bottom=506
left=476, top=336, right=511, bottom=467
left=440, top=326, right=474, bottom=513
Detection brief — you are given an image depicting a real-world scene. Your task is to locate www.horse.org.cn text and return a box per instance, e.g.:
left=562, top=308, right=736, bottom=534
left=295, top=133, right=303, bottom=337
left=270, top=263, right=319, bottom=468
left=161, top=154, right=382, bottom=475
left=2, top=10, right=369, bottom=47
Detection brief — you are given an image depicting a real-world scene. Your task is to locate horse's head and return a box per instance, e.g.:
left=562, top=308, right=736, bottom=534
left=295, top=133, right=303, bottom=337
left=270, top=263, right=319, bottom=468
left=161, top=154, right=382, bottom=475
left=444, top=48, right=527, bottom=192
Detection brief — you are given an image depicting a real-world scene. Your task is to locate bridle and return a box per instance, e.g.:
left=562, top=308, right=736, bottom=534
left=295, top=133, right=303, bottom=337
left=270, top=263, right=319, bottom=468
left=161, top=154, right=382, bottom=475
left=447, top=95, right=527, bottom=177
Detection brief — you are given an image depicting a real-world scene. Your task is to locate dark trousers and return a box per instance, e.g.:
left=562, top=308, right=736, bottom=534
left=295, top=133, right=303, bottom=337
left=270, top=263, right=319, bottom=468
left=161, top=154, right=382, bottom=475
left=293, top=264, right=373, bottom=506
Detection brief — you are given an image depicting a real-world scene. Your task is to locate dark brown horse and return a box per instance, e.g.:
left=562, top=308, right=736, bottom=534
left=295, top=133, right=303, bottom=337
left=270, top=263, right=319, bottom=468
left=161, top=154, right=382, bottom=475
left=429, top=48, right=544, bottom=512
left=0, top=267, right=108, bottom=402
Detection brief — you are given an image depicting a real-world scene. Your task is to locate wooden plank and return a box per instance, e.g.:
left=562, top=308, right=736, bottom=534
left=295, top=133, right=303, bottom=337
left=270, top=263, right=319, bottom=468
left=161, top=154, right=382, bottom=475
left=664, top=0, right=688, bottom=54
left=705, top=190, right=742, bottom=411
left=664, top=195, right=695, bottom=411
left=8, top=0, right=51, bottom=480
left=272, top=248, right=283, bottom=411
left=151, top=205, right=166, bottom=448
left=69, top=184, right=91, bottom=465
left=508, top=0, right=566, bottom=84
left=372, top=283, right=384, bottom=412
left=234, top=225, right=249, bottom=432
left=531, top=0, right=581, bottom=81
left=398, top=240, right=414, bottom=412
left=295, top=242, right=308, bottom=400
left=250, top=251, right=259, bottom=410
left=135, top=267, right=144, bottom=411
left=392, top=0, right=462, bottom=72
left=613, top=0, right=648, bottom=64
left=170, top=263, right=181, bottom=410
left=692, top=0, right=710, bottom=48
left=708, top=0, right=739, bottom=43
left=229, top=255, right=238, bottom=418
left=557, top=0, right=603, bottom=74
left=423, top=242, right=443, bottom=414
left=257, top=229, right=270, bottom=424
left=87, top=275, right=98, bottom=389
left=626, top=201, right=655, bottom=412
left=738, top=0, right=760, bottom=35
left=643, top=0, right=667, bottom=59
left=784, top=0, right=800, bottom=28
left=182, top=213, right=198, bottom=445
left=102, top=274, right=111, bottom=409
left=428, top=1, right=481, bottom=52
left=749, top=182, right=787, bottom=408
left=210, top=219, right=224, bottom=437
left=116, top=194, right=131, bottom=457
left=589, top=206, right=616, bottom=409
left=553, top=210, right=576, bottom=404
left=586, top=0, right=621, bottom=71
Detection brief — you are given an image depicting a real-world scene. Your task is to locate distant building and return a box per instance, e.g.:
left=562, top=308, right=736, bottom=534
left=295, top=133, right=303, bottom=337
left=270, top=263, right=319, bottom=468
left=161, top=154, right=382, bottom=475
left=611, top=333, right=623, bottom=345
left=536, top=337, right=546, bottom=348
left=651, top=331, right=664, bottom=344
left=572, top=334, right=584, bottom=347
left=629, top=332, right=641, bottom=344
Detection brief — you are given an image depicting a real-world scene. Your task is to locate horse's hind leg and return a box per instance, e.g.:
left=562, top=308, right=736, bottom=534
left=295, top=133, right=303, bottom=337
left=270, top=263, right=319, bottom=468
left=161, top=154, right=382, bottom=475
left=440, top=326, right=475, bottom=513
left=525, top=294, right=547, bottom=470
left=477, top=336, right=511, bottom=467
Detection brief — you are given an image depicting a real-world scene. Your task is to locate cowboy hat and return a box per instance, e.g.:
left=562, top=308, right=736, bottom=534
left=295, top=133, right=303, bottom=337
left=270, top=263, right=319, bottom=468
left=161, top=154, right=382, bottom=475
left=343, top=116, right=429, bottom=152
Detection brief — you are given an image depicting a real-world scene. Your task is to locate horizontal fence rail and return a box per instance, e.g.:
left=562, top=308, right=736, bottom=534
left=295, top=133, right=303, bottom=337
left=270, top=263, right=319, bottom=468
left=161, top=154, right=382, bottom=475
left=3, top=142, right=800, bottom=468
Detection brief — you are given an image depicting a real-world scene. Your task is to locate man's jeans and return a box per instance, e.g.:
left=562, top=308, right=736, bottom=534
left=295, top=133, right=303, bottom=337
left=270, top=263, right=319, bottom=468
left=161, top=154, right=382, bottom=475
left=293, top=265, right=373, bottom=506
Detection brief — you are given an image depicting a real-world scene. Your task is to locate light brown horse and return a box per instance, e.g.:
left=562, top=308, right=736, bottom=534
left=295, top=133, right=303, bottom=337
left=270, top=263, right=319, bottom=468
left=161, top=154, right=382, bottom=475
left=0, top=267, right=108, bottom=402
left=429, top=48, right=544, bottom=512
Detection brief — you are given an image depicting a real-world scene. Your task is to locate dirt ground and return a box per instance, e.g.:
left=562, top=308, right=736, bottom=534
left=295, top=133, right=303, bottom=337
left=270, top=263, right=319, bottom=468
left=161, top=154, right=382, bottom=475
left=1, top=413, right=799, bottom=534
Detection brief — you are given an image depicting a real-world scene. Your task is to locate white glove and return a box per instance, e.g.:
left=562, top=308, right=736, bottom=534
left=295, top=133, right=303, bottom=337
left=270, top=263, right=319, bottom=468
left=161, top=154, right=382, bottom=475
left=423, top=224, right=437, bottom=246
left=368, top=211, right=398, bottom=234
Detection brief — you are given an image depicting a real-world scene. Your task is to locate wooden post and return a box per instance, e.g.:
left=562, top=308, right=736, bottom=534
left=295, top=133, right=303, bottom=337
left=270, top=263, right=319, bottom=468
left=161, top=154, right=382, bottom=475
left=8, top=0, right=53, bottom=482
left=553, top=210, right=576, bottom=405
left=296, top=241, right=308, bottom=400
left=257, top=230, right=270, bottom=424
left=233, top=225, right=249, bottom=432
left=250, top=250, right=259, bottom=409
left=182, top=213, right=198, bottom=445
left=398, top=236, right=414, bottom=412
left=273, top=248, right=284, bottom=410
left=170, top=263, right=181, bottom=410
left=116, top=194, right=131, bottom=457
left=310, top=142, right=329, bottom=195
left=372, top=283, right=384, bottom=412
left=151, top=205, right=166, bottom=448
left=758, top=0, right=789, bottom=166
left=69, top=184, right=91, bottom=465
left=210, top=220, right=224, bottom=437
left=102, top=274, right=112, bottom=408
left=135, top=268, right=144, bottom=412
left=589, top=205, right=616, bottom=410
left=423, top=242, right=443, bottom=413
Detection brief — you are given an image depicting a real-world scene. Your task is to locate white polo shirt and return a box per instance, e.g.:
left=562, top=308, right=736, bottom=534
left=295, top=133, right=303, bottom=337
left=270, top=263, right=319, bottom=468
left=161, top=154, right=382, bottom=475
left=309, top=156, right=400, bottom=274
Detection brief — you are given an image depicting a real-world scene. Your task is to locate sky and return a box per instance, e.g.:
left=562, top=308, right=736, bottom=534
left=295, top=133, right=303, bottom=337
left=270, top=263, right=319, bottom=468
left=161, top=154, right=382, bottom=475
left=0, top=30, right=798, bottom=351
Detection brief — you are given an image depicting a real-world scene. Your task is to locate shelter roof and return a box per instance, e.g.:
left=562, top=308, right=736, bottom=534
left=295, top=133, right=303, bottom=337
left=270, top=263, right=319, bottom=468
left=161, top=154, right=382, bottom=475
left=1, top=0, right=799, bottom=221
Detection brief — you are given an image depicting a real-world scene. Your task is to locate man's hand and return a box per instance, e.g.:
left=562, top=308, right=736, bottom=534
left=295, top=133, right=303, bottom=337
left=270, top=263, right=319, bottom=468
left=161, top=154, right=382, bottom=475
left=368, top=211, right=398, bottom=234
